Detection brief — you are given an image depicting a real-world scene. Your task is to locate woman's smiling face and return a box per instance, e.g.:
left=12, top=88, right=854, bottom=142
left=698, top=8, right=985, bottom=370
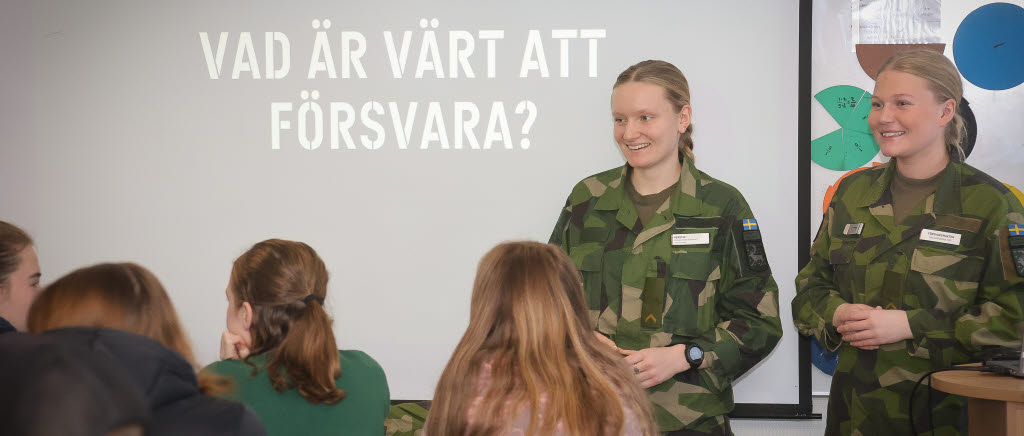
left=611, top=81, right=690, bottom=171
left=869, top=70, right=954, bottom=161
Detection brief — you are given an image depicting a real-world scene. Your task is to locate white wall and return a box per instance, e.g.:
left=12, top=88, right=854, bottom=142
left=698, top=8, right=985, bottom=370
left=0, top=0, right=814, bottom=416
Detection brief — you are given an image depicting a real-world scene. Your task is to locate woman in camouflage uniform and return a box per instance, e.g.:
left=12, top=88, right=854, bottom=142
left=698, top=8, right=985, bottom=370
left=550, top=60, right=782, bottom=435
left=793, top=50, right=1024, bottom=435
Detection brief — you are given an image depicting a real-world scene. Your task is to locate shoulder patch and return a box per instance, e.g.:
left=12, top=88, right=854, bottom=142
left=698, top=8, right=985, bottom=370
left=1009, top=225, right=1024, bottom=277
left=742, top=219, right=769, bottom=272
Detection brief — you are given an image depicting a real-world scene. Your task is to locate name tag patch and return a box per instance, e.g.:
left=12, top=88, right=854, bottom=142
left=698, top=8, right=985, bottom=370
left=920, top=229, right=962, bottom=246
left=672, top=233, right=710, bottom=246
left=843, top=223, right=864, bottom=236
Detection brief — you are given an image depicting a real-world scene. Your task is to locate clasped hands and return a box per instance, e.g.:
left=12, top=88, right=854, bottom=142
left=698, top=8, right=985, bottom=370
left=593, top=331, right=691, bottom=389
left=832, top=303, right=913, bottom=350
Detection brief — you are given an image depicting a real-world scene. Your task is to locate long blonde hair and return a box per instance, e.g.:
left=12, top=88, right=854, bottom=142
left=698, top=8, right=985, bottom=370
left=427, top=242, right=657, bottom=436
left=877, top=50, right=967, bottom=161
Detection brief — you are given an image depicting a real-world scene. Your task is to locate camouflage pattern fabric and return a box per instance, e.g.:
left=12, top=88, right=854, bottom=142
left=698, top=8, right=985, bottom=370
left=793, top=160, right=1024, bottom=436
left=550, top=153, right=782, bottom=433
left=385, top=402, right=427, bottom=436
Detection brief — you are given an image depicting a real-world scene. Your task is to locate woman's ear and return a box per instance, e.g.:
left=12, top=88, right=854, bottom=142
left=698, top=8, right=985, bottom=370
left=939, top=98, right=956, bottom=126
left=677, top=105, right=692, bottom=134
left=240, top=301, right=253, bottom=330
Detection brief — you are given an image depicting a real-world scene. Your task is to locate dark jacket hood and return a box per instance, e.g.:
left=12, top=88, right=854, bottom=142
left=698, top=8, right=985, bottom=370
left=41, top=327, right=197, bottom=410
left=40, top=327, right=267, bottom=436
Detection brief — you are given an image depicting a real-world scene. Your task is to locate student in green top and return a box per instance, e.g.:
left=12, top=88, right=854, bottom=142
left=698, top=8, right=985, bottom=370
left=204, top=239, right=390, bottom=436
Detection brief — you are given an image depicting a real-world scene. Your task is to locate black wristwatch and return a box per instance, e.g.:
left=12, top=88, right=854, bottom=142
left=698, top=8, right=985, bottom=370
left=684, top=343, right=704, bottom=370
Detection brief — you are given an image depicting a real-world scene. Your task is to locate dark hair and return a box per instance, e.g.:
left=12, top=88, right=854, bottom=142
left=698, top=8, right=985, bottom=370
left=230, top=239, right=344, bottom=404
left=0, top=221, right=33, bottom=294
left=614, top=60, right=695, bottom=160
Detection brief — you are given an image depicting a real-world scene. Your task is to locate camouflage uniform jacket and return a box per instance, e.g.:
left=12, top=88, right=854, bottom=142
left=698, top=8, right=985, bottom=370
left=550, top=154, right=782, bottom=433
left=793, top=160, right=1024, bottom=436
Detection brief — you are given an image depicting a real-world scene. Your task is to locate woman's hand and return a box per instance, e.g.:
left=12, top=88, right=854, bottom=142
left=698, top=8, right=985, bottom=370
left=622, top=345, right=689, bottom=389
left=836, top=306, right=912, bottom=349
left=832, top=303, right=875, bottom=328
left=220, top=330, right=251, bottom=360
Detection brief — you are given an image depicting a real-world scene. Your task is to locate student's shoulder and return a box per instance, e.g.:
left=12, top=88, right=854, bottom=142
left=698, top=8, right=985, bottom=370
left=202, top=358, right=253, bottom=378
left=340, top=349, right=386, bottom=376
left=565, top=165, right=626, bottom=205
left=958, top=162, right=1020, bottom=212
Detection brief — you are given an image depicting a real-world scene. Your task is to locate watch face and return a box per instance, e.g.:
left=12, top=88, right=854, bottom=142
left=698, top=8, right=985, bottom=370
left=688, top=346, right=703, bottom=360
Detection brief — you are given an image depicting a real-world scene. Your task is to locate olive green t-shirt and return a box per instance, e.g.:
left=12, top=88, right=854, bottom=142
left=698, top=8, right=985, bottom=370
left=890, top=167, right=944, bottom=225
left=626, top=177, right=678, bottom=227
left=203, top=350, right=390, bottom=436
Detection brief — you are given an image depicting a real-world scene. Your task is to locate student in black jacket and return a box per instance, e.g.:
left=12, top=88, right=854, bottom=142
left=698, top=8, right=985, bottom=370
left=27, top=262, right=266, bottom=436
left=0, top=332, right=149, bottom=436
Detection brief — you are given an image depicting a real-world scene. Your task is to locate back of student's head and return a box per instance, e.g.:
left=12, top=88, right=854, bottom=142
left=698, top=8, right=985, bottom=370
left=0, top=333, right=149, bottom=436
left=25, top=262, right=233, bottom=397
left=27, top=262, right=196, bottom=363
left=429, top=241, right=657, bottom=435
left=230, top=239, right=344, bottom=404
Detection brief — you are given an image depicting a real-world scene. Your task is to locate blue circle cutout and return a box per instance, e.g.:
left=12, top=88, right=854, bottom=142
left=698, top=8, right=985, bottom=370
left=953, top=2, right=1024, bottom=91
left=810, top=336, right=838, bottom=376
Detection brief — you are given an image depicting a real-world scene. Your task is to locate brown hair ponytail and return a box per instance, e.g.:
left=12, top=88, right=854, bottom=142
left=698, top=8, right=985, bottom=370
left=230, top=239, right=344, bottom=404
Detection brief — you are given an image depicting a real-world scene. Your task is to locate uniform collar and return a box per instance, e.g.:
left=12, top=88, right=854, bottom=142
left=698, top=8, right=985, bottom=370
left=856, top=159, right=962, bottom=215
left=670, top=151, right=705, bottom=217
left=593, top=151, right=704, bottom=217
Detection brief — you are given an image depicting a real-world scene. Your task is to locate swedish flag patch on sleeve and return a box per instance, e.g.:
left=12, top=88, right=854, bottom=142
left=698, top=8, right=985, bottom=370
left=1009, top=225, right=1024, bottom=277
left=741, top=218, right=769, bottom=273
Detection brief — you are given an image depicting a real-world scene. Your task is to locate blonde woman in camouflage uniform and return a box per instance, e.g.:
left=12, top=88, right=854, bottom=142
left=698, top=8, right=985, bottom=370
left=550, top=60, right=783, bottom=435
left=793, top=50, right=1024, bottom=435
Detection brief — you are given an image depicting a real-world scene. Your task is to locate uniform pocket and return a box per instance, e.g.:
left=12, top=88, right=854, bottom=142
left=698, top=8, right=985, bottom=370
left=828, top=238, right=856, bottom=266
left=569, top=242, right=605, bottom=317
left=664, top=252, right=721, bottom=335
left=908, top=245, right=984, bottom=312
left=910, top=245, right=984, bottom=282
left=827, top=238, right=857, bottom=301
left=577, top=243, right=604, bottom=304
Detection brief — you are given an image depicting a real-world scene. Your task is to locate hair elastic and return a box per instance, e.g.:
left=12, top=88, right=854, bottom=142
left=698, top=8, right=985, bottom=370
left=302, top=294, right=324, bottom=305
